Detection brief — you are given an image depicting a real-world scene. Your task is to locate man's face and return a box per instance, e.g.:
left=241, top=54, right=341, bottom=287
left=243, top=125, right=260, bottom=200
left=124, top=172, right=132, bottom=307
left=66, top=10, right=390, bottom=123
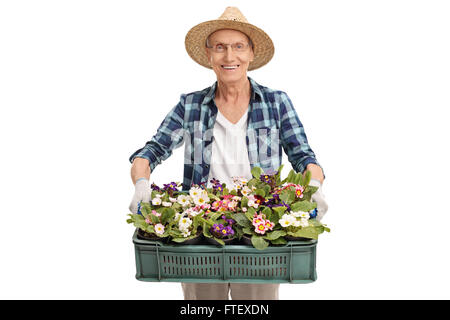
left=205, top=29, right=254, bottom=84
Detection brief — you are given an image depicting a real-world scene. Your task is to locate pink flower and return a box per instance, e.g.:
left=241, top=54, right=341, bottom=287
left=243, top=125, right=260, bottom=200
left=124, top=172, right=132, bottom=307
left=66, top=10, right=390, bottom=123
left=212, top=200, right=222, bottom=210
left=252, top=215, right=265, bottom=227
left=295, top=186, right=304, bottom=198
left=151, top=210, right=161, bottom=217
left=201, top=203, right=211, bottom=210
left=255, top=223, right=267, bottom=235
left=265, top=220, right=275, bottom=231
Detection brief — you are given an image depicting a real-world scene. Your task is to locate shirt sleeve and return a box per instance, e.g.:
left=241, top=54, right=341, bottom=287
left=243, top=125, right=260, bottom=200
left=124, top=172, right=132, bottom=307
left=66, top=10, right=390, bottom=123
left=129, top=95, right=186, bottom=172
left=278, top=92, right=324, bottom=176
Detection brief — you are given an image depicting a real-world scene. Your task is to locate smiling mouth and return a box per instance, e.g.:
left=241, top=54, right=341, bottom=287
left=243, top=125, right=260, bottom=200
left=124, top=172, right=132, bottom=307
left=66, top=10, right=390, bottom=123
left=221, top=65, right=240, bottom=70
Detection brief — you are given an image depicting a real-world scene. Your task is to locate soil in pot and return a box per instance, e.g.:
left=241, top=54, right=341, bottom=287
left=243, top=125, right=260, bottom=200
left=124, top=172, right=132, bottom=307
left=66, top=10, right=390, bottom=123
left=240, top=234, right=253, bottom=246
left=284, top=235, right=313, bottom=242
left=170, top=233, right=204, bottom=245
left=137, top=229, right=168, bottom=243
left=204, top=236, right=237, bottom=246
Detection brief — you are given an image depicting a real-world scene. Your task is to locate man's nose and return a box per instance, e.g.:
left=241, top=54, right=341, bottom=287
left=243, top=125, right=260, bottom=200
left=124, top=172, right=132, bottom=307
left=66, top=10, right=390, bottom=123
left=224, top=46, right=236, bottom=61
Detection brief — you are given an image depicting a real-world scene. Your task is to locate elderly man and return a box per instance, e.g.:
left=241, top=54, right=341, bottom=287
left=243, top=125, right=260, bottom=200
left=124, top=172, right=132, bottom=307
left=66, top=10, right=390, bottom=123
left=129, top=7, right=327, bottom=300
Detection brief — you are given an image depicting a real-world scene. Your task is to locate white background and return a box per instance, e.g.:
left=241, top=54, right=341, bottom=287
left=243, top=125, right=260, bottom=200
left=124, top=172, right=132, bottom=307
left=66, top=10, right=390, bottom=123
left=1, top=0, right=449, bottom=299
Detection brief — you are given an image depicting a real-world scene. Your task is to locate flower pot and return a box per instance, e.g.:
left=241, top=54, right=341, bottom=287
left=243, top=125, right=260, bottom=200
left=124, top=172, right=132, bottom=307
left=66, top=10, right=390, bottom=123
left=137, top=228, right=169, bottom=243
left=170, top=233, right=204, bottom=245
left=240, top=234, right=253, bottom=246
left=204, top=236, right=237, bottom=246
left=284, top=235, right=312, bottom=242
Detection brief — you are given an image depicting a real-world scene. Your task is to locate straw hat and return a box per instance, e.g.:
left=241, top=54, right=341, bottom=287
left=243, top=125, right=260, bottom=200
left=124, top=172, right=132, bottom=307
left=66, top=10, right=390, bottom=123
left=185, top=7, right=274, bottom=71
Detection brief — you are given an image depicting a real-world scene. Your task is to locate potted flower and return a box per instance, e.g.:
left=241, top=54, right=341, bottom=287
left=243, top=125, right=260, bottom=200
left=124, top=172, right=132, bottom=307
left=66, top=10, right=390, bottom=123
left=127, top=201, right=172, bottom=242
left=234, top=206, right=287, bottom=250
left=232, top=165, right=330, bottom=249
left=201, top=211, right=239, bottom=246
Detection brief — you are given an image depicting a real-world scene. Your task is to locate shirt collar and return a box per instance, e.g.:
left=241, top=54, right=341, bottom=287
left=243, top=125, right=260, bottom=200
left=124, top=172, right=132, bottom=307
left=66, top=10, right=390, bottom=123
left=203, top=76, right=263, bottom=105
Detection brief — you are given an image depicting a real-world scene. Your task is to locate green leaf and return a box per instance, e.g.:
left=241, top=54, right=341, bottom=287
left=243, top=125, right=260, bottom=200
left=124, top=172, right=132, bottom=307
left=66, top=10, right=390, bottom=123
left=270, top=237, right=287, bottom=245
left=294, top=173, right=303, bottom=185
left=279, top=190, right=290, bottom=203
left=288, top=227, right=319, bottom=240
left=290, top=200, right=317, bottom=212
left=272, top=206, right=287, bottom=218
left=244, top=210, right=254, bottom=221
left=146, top=225, right=155, bottom=234
left=234, top=212, right=252, bottom=228
left=203, top=222, right=212, bottom=237
left=150, top=213, right=160, bottom=224
left=303, top=170, right=312, bottom=187
left=251, top=166, right=263, bottom=179
left=255, top=188, right=266, bottom=197
left=211, top=238, right=225, bottom=246
left=276, top=164, right=284, bottom=180
left=285, top=169, right=295, bottom=184
left=261, top=206, right=272, bottom=217
left=241, top=196, right=249, bottom=208
left=251, top=235, right=269, bottom=250
left=140, top=202, right=152, bottom=217
left=263, top=184, right=271, bottom=196
left=161, top=208, right=175, bottom=224
left=264, top=230, right=286, bottom=240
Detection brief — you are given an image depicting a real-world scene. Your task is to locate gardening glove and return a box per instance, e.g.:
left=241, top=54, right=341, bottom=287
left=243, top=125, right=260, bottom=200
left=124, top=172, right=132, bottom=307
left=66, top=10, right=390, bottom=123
left=129, top=178, right=151, bottom=214
left=309, top=179, right=328, bottom=222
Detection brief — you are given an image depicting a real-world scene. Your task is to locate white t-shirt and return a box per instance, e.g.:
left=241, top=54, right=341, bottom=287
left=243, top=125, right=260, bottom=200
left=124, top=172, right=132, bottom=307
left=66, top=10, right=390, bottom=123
left=206, top=110, right=253, bottom=189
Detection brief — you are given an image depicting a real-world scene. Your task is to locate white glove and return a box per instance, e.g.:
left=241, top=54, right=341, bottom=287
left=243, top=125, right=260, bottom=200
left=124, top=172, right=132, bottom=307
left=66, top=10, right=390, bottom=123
left=309, top=179, right=328, bottom=222
left=129, top=178, right=151, bottom=214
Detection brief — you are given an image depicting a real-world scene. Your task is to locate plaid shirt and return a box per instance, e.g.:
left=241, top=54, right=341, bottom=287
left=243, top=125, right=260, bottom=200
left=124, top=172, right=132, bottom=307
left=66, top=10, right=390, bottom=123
left=130, top=77, right=322, bottom=191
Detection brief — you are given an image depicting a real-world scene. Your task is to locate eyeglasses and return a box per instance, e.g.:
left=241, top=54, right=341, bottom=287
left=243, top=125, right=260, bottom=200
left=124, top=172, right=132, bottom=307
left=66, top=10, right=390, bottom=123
left=206, top=42, right=251, bottom=53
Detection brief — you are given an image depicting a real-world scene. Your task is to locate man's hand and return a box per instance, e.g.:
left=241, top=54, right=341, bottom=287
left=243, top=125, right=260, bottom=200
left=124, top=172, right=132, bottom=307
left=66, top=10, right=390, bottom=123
left=129, top=178, right=151, bottom=214
left=309, top=179, right=328, bottom=222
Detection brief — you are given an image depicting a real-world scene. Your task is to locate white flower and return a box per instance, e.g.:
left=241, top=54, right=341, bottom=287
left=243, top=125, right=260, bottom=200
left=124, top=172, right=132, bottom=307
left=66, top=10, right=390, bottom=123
left=177, top=195, right=192, bottom=207
left=151, top=197, right=162, bottom=205
left=193, top=192, right=210, bottom=206
left=279, top=218, right=292, bottom=228
left=241, top=186, right=252, bottom=197
left=169, top=197, right=177, bottom=203
left=154, top=223, right=165, bottom=235
left=300, top=212, right=310, bottom=219
left=189, top=187, right=202, bottom=199
left=179, top=217, right=192, bottom=230
left=228, top=200, right=238, bottom=209
left=291, top=211, right=310, bottom=219
left=232, top=196, right=241, bottom=201
left=300, top=218, right=309, bottom=227
left=162, top=201, right=172, bottom=207
left=247, top=199, right=258, bottom=208
left=181, top=229, right=191, bottom=238
left=293, top=219, right=302, bottom=227
left=280, top=214, right=296, bottom=227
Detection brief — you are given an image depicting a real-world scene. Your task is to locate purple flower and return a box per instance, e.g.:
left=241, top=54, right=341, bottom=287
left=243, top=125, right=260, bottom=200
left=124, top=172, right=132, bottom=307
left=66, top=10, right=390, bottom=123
left=151, top=183, right=161, bottom=191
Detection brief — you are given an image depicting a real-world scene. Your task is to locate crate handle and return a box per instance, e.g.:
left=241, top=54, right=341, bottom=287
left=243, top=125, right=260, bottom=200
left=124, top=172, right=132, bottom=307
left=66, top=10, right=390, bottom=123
left=289, top=244, right=293, bottom=283
left=156, top=245, right=161, bottom=281
left=221, top=248, right=225, bottom=281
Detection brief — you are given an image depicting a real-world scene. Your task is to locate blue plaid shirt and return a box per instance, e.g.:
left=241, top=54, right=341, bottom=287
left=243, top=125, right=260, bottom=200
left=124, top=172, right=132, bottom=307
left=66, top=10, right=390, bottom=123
left=130, top=77, right=322, bottom=191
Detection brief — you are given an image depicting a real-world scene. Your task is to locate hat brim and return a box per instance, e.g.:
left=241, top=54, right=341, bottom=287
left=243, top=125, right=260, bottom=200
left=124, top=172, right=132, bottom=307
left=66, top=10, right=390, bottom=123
left=185, top=20, right=274, bottom=71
